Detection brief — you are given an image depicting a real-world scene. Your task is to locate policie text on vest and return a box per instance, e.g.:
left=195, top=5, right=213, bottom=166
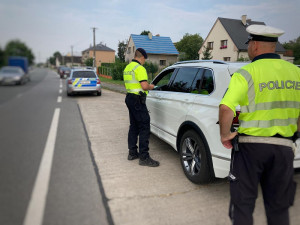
left=259, top=80, right=300, bottom=92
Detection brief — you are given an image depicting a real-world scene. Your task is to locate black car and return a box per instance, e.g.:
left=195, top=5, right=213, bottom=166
left=58, top=66, right=71, bottom=79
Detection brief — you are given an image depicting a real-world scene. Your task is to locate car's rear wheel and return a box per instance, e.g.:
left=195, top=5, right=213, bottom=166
left=179, top=130, right=214, bottom=184
left=97, top=91, right=101, bottom=96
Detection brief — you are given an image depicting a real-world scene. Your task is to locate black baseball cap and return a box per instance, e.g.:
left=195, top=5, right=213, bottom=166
left=136, top=48, right=148, bottom=59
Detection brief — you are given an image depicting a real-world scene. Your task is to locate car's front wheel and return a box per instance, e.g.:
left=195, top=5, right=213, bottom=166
left=179, top=130, right=214, bottom=184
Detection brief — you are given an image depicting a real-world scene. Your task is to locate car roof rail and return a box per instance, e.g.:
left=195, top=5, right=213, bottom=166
left=173, top=60, right=228, bottom=65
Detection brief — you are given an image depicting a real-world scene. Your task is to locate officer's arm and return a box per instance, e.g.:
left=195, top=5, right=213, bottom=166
left=219, top=104, right=238, bottom=149
left=140, top=81, right=154, bottom=91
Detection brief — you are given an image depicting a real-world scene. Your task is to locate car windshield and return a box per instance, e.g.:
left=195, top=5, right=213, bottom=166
left=72, top=71, right=96, bottom=78
left=0, top=67, right=20, bottom=73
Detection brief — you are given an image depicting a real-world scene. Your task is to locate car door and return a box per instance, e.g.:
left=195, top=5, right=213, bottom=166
left=147, top=68, right=177, bottom=138
left=148, top=67, right=200, bottom=147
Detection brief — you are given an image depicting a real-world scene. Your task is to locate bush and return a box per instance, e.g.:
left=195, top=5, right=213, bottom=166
left=112, top=62, right=127, bottom=80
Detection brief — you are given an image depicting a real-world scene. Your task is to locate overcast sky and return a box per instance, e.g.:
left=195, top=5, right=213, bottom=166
left=1, top=0, right=299, bottom=63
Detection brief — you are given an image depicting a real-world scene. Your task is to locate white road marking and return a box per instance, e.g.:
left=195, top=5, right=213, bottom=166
left=23, top=108, right=60, bottom=225
left=59, top=89, right=62, bottom=94
left=57, top=96, right=62, bottom=103
left=59, top=79, right=62, bottom=88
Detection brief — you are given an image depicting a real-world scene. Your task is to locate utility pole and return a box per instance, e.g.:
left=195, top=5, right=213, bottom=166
left=91, top=27, right=97, bottom=70
left=71, top=46, right=74, bottom=68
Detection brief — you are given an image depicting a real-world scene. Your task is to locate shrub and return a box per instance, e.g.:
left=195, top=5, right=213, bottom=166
left=112, top=62, right=127, bottom=80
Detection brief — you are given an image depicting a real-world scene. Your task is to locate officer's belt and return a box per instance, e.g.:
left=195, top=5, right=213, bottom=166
left=239, top=136, right=294, bottom=149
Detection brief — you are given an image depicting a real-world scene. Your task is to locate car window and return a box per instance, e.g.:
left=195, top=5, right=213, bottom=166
left=153, top=69, right=176, bottom=91
left=169, top=67, right=199, bottom=93
left=191, top=68, right=214, bottom=95
left=72, top=71, right=96, bottom=78
left=1, top=67, right=21, bottom=73
left=200, top=69, right=214, bottom=94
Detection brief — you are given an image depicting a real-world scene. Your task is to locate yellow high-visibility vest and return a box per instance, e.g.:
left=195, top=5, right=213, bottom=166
left=221, top=58, right=300, bottom=137
left=123, top=61, right=148, bottom=95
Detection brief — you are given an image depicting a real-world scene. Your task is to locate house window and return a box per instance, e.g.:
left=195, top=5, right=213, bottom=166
left=128, top=47, right=131, bottom=54
left=160, top=60, right=166, bottom=66
left=207, top=42, right=214, bottom=50
left=220, top=40, right=228, bottom=49
left=133, top=46, right=135, bottom=53
left=223, top=57, right=230, bottom=61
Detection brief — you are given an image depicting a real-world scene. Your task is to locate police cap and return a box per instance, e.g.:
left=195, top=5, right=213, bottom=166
left=245, top=25, right=284, bottom=44
left=136, top=48, right=148, bottom=59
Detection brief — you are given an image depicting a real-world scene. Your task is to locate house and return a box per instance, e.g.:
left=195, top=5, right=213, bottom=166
left=125, top=33, right=179, bottom=67
left=56, top=54, right=82, bottom=68
left=198, top=15, right=293, bottom=62
left=82, top=43, right=115, bottom=67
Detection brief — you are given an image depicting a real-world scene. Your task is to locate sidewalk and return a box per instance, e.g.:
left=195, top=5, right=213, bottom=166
left=77, top=89, right=300, bottom=225
left=101, top=81, right=126, bottom=94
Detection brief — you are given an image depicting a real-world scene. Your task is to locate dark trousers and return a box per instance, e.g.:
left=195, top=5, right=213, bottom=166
left=125, top=93, right=150, bottom=160
left=229, top=143, right=296, bottom=225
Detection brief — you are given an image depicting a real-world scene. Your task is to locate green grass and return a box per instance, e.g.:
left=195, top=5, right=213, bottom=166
left=98, top=76, right=124, bottom=85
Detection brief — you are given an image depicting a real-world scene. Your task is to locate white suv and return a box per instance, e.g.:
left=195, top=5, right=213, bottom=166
left=147, top=60, right=300, bottom=184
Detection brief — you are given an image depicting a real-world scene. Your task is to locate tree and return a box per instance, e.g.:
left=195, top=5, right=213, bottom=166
left=4, top=40, right=35, bottom=65
left=140, top=30, right=151, bottom=35
left=117, top=40, right=127, bottom=62
left=84, top=58, right=93, bottom=66
left=53, top=51, right=62, bottom=63
left=49, top=56, right=56, bottom=66
left=175, top=33, right=203, bottom=61
left=201, top=46, right=213, bottom=60
left=283, top=36, right=300, bottom=65
left=144, top=62, right=158, bottom=80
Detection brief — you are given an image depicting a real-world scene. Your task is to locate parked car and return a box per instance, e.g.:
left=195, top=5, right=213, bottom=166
left=147, top=60, right=300, bottom=184
left=58, top=66, right=71, bottom=79
left=66, top=68, right=101, bottom=96
left=0, top=66, right=30, bottom=85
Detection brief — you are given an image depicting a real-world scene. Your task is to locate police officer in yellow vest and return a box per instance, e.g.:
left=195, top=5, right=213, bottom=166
left=219, top=25, right=300, bottom=225
left=123, top=48, right=159, bottom=167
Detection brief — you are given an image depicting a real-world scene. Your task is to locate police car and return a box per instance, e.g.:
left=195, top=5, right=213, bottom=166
left=66, top=68, right=101, bottom=96
left=147, top=60, right=300, bottom=184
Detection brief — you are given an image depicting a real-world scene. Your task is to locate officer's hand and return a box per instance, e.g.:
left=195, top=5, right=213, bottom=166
left=221, top=132, right=238, bottom=149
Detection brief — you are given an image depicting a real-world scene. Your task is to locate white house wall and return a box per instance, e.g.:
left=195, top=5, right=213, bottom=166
left=199, top=19, right=239, bottom=61
left=125, top=37, right=135, bottom=62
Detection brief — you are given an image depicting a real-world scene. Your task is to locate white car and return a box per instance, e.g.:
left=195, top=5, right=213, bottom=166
left=147, top=60, right=300, bottom=184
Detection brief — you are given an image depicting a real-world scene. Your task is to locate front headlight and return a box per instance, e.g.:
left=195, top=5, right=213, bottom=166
left=14, top=76, right=21, bottom=80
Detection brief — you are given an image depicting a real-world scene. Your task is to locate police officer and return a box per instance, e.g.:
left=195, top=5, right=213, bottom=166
left=219, top=24, right=300, bottom=225
left=123, top=48, right=159, bottom=167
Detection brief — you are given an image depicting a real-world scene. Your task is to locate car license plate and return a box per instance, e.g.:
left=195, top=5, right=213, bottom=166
left=80, top=80, right=90, bottom=84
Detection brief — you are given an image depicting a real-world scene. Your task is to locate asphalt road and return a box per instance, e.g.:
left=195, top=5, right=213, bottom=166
left=0, top=68, right=110, bottom=225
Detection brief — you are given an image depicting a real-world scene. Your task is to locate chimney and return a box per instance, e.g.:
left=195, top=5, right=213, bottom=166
left=148, top=32, right=153, bottom=40
left=241, top=15, right=247, bottom=26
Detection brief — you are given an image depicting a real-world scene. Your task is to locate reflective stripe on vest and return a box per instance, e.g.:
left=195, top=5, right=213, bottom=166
left=237, top=67, right=300, bottom=133
left=123, top=64, right=144, bottom=94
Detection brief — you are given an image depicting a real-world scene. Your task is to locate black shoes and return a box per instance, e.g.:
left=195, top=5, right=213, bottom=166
left=139, top=157, right=160, bottom=167
left=128, top=154, right=139, bottom=160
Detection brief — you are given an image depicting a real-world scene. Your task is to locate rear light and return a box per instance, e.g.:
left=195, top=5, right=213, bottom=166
left=67, top=79, right=72, bottom=84
left=97, top=78, right=101, bottom=84
left=232, top=111, right=240, bottom=127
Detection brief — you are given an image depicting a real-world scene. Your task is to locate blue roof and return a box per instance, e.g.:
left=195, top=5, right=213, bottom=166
left=131, top=34, right=179, bottom=55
